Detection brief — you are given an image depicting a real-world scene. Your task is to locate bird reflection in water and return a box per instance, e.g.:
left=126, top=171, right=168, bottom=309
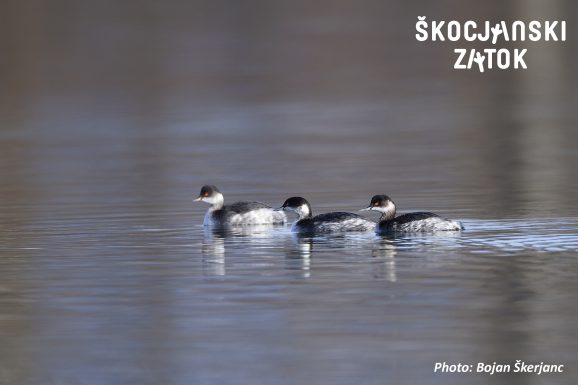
left=284, top=234, right=313, bottom=278
left=200, top=223, right=464, bottom=281
left=286, top=233, right=399, bottom=281
left=371, top=237, right=398, bottom=282
left=201, top=225, right=288, bottom=276
left=201, top=227, right=226, bottom=276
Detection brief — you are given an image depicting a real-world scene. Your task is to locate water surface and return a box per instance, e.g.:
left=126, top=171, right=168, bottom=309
left=1, top=1, right=578, bottom=385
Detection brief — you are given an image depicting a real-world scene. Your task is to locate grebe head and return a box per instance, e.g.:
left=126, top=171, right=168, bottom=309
left=360, top=195, right=396, bottom=220
left=280, top=197, right=312, bottom=219
left=194, top=185, right=224, bottom=209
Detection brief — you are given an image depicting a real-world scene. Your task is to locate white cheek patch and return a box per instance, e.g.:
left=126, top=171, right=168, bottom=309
left=203, top=196, right=216, bottom=204
left=203, top=192, right=224, bottom=207
left=297, top=204, right=310, bottom=218
left=382, top=201, right=396, bottom=217
left=282, top=203, right=311, bottom=220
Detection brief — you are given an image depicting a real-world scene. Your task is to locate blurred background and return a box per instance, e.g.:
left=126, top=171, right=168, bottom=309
left=1, top=0, right=577, bottom=219
left=1, top=1, right=577, bottom=385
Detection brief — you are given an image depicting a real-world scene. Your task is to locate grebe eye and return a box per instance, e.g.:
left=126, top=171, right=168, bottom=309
left=374, top=202, right=379, bottom=206
left=204, top=192, right=209, bottom=197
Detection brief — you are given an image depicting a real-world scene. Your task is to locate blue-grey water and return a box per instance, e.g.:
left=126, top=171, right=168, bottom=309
left=1, top=1, right=578, bottom=385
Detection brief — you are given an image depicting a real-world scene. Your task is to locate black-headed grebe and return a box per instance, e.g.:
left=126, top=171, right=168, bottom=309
left=194, top=185, right=286, bottom=226
left=280, top=197, right=375, bottom=234
left=361, top=195, right=463, bottom=233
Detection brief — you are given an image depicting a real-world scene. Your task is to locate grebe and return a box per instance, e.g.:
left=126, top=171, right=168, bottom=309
left=361, top=195, right=463, bottom=233
left=194, top=185, right=286, bottom=226
left=280, top=197, right=375, bottom=234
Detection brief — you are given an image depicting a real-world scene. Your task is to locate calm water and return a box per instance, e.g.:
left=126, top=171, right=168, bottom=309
left=1, top=1, right=578, bottom=385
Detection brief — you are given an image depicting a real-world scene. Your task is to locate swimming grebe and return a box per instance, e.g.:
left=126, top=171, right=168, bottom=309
left=361, top=195, right=463, bottom=233
left=194, top=185, right=286, bottom=226
left=280, top=197, right=375, bottom=234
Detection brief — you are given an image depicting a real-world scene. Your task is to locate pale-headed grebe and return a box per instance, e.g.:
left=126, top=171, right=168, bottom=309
left=194, top=185, right=286, bottom=226
left=280, top=197, right=375, bottom=234
left=361, top=195, right=463, bottom=233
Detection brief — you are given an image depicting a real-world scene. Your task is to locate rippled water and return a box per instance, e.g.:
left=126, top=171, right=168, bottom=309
left=2, top=1, right=578, bottom=385
left=2, top=193, right=577, bottom=385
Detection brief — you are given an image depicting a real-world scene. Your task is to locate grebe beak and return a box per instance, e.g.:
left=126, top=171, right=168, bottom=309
left=274, top=206, right=285, bottom=211
left=359, top=206, right=372, bottom=211
left=193, top=196, right=203, bottom=202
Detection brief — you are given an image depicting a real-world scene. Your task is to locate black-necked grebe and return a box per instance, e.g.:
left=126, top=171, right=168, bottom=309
left=280, top=197, right=375, bottom=234
left=361, top=195, right=463, bottom=233
left=194, top=185, right=286, bottom=226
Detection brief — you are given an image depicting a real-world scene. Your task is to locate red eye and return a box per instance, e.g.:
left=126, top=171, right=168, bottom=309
left=204, top=192, right=209, bottom=197
left=374, top=202, right=379, bottom=206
